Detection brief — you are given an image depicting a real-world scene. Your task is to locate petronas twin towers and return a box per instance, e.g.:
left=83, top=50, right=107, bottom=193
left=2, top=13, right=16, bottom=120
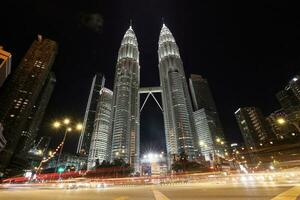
left=110, top=24, right=199, bottom=170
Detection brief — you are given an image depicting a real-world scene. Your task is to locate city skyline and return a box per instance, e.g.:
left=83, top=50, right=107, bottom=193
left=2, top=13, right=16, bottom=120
left=1, top=1, right=299, bottom=155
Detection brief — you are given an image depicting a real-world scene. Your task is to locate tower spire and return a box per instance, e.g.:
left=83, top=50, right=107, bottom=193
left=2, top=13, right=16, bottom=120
left=162, top=17, right=165, bottom=27
left=129, top=19, right=132, bottom=29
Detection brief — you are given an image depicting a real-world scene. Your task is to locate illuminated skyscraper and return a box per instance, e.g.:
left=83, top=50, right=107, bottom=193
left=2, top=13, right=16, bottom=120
left=189, top=74, right=225, bottom=162
left=77, top=74, right=105, bottom=155
left=158, top=24, right=198, bottom=161
left=235, top=107, right=272, bottom=149
left=0, top=46, right=12, bottom=88
left=111, top=25, right=140, bottom=170
left=193, top=109, right=215, bottom=161
left=0, top=123, right=6, bottom=152
left=289, top=75, right=300, bottom=101
left=19, top=73, right=56, bottom=153
left=87, top=87, right=113, bottom=170
left=0, top=35, right=57, bottom=172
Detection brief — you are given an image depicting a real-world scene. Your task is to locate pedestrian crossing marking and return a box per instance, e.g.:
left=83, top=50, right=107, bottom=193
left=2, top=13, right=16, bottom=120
left=271, top=185, right=300, bottom=200
left=152, top=190, right=170, bottom=200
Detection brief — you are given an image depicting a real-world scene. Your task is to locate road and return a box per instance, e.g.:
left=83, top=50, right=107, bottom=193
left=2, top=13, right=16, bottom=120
left=0, top=182, right=299, bottom=200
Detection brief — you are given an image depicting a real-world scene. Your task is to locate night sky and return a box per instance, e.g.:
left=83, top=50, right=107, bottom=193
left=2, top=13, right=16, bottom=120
left=1, top=1, right=300, bottom=154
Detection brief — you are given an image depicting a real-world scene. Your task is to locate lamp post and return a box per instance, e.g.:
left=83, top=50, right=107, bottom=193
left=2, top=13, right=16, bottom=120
left=277, top=117, right=300, bottom=133
left=53, top=118, right=82, bottom=174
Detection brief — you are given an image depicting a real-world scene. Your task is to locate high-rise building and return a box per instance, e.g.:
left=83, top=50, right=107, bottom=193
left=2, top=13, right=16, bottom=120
left=87, top=87, right=113, bottom=170
left=77, top=74, right=105, bottom=155
left=266, top=109, right=295, bottom=140
left=193, top=109, right=215, bottom=161
left=18, top=73, right=56, bottom=153
left=276, top=89, right=300, bottom=114
left=111, top=25, right=140, bottom=170
left=235, top=107, right=273, bottom=149
left=0, top=35, right=57, bottom=172
left=289, top=75, right=300, bottom=101
left=189, top=74, right=225, bottom=161
left=0, top=123, right=6, bottom=152
left=189, top=74, right=217, bottom=112
left=0, top=47, right=12, bottom=88
left=276, top=75, right=300, bottom=134
left=158, top=24, right=197, bottom=161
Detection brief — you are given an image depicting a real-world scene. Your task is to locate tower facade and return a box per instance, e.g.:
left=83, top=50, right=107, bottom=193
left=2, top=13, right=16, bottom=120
left=0, top=47, right=12, bottom=88
left=189, top=74, right=217, bottom=112
left=111, top=26, right=140, bottom=169
left=88, top=87, right=113, bottom=170
left=189, top=74, right=225, bottom=162
left=0, top=35, right=57, bottom=172
left=235, top=107, right=272, bottom=149
left=289, top=75, right=300, bottom=101
left=20, top=72, right=56, bottom=153
left=158, top=24, right=198, bottom=161
left=77, top=74, right=105, bottom=155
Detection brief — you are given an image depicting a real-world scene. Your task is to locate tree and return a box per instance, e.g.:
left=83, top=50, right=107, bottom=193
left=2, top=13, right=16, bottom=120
left=100, top=160, right=111, bottom=168
left=94, top=159, right=100, bottom=169
left=112, top=158, right=128, bottom=167
left=171, top=152, right=209, bottom=172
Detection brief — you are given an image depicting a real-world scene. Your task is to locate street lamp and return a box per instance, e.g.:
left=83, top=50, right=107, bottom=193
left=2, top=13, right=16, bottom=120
left=63, top=118, right=70, bottom=125
left=277, top=118, right=286, bottom=125
left=53, top=118, right=82, bottom=173
left=53, top=121, right=61, bottom=128
left=76, top=123, right=83, bottom=131
left=276, top=117, right=300, bottom=134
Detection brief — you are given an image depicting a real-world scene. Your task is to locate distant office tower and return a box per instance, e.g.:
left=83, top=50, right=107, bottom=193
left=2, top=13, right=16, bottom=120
left=276, top=75, right=300, bottom=133
left=289, top=75, right=300, bottom=101
left=189, top=74, right=225, bottom=161
left=235, top=107, right=273, bottom=149
left=266, top=109, right=295, bottom=140
left=189, top=74, right=217, bottom=112
left=0, top=35, right=57, bottom=172
left=87, top=87, right=113, bottom=170
left=0, top=123, right=6, bottom=152
left=19, top=73, right=56, bottom=153
left=111, top=25, right=140, bottom=170
left=276, top=89, right=300, bottom=114
left=0, top=47, right=12, bottom=87
left=158, top=24, right=197, bottom=160
left=193, top=109, right=215, bottom=161
left=77, top=74, right=105, bottom=155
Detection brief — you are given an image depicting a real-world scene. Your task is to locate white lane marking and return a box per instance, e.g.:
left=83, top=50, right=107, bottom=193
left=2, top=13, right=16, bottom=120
left=271, top=185, right=300, bottom=200
left=152, top=189, right=170, bottom=200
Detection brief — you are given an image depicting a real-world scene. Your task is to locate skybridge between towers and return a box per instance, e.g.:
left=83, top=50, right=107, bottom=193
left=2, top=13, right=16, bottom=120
left=139, top=87, right=163, bottom=113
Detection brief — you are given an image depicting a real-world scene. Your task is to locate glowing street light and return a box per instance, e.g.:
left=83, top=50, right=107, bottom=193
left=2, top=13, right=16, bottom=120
left=199, top=140, right=205, bottom=146
left=52, top=118, right=82, bottom=173
left=53, top=121, right=61, bottom=128
left=63, top=118, right=70, bottom=125
left=216, top=138, right=221, bottom=143
left=277, top=118, right=286, bottom=125
left=76, top=123, right=83, bottom=131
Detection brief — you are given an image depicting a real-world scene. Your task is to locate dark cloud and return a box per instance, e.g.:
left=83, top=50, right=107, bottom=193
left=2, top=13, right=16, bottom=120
left=79, top=13, right=104, bottom=33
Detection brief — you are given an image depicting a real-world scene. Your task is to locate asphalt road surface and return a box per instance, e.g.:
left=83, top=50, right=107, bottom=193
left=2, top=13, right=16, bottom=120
left=0, top=182, right=299, bottom=200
